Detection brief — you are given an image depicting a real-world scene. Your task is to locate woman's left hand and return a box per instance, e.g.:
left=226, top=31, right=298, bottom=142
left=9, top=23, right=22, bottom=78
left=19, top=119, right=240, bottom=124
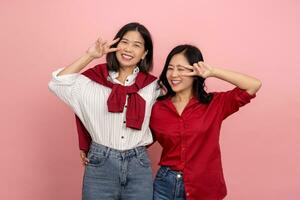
left=181, top=61, right=214, bottom=78
left=80, top=150, right=89, bottom=166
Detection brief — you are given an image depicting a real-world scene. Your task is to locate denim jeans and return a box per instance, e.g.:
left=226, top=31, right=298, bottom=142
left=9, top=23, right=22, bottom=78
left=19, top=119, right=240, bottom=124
left=153, top=166, right=186, bottom=200
left=82, top=141, right=153, bottom=200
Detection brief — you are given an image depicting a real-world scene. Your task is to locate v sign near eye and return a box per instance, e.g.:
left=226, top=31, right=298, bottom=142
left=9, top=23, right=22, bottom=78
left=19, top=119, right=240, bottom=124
left=87, top=37, right=121, bottom=59
left=180, top=62, right=214, bottom=78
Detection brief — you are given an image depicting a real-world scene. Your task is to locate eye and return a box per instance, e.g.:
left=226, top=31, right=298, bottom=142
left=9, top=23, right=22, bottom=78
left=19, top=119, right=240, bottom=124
left=120, top=40, right=128, bottom=44
left=178, top=66, right=188, bottom=71
left=134, top=44, right=141, bottom=48
left=167, top=66, right=174, bottom=70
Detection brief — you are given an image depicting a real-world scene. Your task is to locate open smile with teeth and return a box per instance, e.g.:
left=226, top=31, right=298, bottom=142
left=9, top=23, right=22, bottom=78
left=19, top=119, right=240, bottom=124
left=121, top=53, right=134, bottom=60
left=171, top=80, right=181, bottom=86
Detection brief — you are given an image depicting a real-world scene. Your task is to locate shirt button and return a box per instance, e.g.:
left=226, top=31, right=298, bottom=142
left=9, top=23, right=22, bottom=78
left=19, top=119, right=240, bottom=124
left=123, top=121, right=126, bottom=123
left=126, top=79, right=129, bottom=82
left=177, top=174, right=181, bottom=179
left=121, top=136, right=124, bottom=139
left=186, top=192, right=190, bottom=196
left=125, top=105, right=127, bottom=108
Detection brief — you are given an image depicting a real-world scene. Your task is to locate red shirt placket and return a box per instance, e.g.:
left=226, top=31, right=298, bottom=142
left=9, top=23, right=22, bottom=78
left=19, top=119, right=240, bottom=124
left=179, top=117, right=186, bottom=169
left=179, top=115, right=191, bottom=199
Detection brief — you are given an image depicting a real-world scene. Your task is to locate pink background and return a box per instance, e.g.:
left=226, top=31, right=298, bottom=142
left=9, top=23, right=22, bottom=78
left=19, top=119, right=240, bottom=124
left=1, top=0, right=299, bottom=199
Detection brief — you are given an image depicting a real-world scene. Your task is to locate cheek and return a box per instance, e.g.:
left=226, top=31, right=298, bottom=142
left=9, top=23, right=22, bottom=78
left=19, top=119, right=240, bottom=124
left=183, top=77, right=194, bottom=86
left=116, top=43, right=120, bottom=48
left=115, top=51, right=122, bottom=59
left=135, top=49, right=145, bottom=58
left=166, top=71, right=172, bottom=80
left=117, top=42, right=124, bottom=48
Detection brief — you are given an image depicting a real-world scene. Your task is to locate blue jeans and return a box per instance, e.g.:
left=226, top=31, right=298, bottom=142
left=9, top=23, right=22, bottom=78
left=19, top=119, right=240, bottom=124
left=153, top=166, right=186, bottom=200
left=82, top=141, right=153, bottom=200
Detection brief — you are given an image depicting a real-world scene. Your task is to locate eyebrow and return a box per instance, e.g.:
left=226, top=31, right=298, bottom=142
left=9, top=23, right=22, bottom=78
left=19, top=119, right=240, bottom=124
left=168, top=64, right=184, bottom=66
left=121, top=37, right=144, bottom=45
left=168, top=64, right=187, bottom=69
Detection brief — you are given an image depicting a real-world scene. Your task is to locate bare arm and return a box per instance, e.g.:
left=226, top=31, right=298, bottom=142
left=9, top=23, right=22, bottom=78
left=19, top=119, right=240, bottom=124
left=209, top=67, right=262, bottom=95
left=57, top=53, right=94, bottom=76
left=182, top=62, right=262, bottom=95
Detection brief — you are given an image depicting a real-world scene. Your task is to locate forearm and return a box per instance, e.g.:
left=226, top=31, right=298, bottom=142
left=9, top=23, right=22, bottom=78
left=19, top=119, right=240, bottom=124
left=210, top=67, right=262, bottom=95
left=58, top=53, right=94, bottom=76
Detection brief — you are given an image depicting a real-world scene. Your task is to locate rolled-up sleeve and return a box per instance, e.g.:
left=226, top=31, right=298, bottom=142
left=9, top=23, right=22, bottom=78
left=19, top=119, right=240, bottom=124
left=217, top=87, right=256, bottom=119
left=48, top=68, right=85, bottom=110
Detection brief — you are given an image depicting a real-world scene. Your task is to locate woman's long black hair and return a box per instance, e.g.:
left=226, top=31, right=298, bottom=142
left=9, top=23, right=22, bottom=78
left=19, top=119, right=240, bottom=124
left=158, top=44, right=213, bottom=104
left=106, top=22, right=153, bottom=73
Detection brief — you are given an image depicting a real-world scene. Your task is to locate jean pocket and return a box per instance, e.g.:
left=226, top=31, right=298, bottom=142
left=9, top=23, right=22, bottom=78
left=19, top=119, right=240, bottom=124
left=155, top=167, right=167, bottom=181
left=135, top=152, right=151, bottom=168
left=86, top=152, right=107, bottom=167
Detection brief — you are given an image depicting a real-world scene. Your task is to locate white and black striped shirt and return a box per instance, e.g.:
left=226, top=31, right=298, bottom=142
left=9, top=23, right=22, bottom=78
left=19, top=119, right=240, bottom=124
left=48, top=67, right=160, bottom=150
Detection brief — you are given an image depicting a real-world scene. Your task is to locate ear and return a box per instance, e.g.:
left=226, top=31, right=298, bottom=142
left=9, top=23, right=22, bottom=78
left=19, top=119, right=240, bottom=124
left=142, top=50, right=148, bottom=60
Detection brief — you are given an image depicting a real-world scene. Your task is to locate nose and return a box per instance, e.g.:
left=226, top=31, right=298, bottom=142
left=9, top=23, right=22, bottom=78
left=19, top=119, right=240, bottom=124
left=170, top=69, right=180, bottom=77
left=123, top=43, right=132, bottom=52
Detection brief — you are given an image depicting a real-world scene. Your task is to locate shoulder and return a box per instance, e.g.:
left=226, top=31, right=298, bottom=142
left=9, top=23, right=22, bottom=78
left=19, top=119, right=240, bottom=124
left=211, top=87, right=256, bottom=101
left=152, top=98, right=168, bottom=110
left=82, top=63, right=107, bottom=77
left=140, top=78, right=159, bottom=93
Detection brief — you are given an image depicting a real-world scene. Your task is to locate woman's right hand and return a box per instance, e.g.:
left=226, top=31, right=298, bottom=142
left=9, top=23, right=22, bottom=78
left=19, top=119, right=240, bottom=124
left=56, top=37, right=121, bottom=76
left=86, top=37, right=121, bottom=59
left=80, top=150, right=89, bottom=166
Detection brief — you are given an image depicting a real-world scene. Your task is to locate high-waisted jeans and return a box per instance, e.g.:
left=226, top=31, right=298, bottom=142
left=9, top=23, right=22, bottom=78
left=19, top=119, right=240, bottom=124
left=82, top=141, right=153, bottom=200
left=153, top=166, right=186, bottom=200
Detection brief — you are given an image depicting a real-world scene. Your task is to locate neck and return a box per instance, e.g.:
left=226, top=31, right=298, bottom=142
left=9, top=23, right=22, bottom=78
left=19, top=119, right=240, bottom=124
left=172, top=89, right=193, bottom=103
left=119, top=65, right=136, bottom=75
left=117, top=65, right=136, bottom=84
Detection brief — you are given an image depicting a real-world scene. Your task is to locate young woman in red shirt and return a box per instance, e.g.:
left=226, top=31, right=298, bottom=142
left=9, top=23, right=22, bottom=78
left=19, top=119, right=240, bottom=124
left=150, top=44, right=262, bottom=200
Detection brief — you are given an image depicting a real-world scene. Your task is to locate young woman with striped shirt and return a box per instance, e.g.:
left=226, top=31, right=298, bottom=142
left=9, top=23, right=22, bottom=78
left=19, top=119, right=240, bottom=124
left=48, top=22, right=159, bottom=200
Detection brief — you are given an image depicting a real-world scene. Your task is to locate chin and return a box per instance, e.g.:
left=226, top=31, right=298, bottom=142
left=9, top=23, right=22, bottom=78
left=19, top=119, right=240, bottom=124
left=119, top=62, right=138, bottom=68
left=118, top=59, right=138, bottom=67
left=170, top=87, right=181, bottom=93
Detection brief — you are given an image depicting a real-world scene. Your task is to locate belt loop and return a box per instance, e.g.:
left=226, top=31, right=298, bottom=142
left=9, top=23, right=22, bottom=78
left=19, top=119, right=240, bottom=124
left=134, top=147, right=139, bottom=157
left=160, top=166, right=169, bottom=177
left=164, top=167, right=171, bottom=176
left=105, top=146, right=111, bottom=158
left=165, top=166, right=170, bottom=174
left=89, top=142, right=94, bottom=154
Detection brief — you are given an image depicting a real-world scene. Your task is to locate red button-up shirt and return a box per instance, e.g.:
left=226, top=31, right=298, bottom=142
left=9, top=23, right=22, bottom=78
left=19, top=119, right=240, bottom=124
left=150, top=87, right=256, bottom=200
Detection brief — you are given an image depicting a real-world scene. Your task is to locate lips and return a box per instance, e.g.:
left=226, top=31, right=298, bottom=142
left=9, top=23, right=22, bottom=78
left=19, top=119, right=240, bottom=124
left=170, top=80, right=181, bottom=86
left=121, top=53, right=134, bottom=61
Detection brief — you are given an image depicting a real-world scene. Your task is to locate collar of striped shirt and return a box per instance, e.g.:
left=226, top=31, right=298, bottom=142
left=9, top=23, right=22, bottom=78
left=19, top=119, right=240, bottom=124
left=108, top=67, right=140, bottom=86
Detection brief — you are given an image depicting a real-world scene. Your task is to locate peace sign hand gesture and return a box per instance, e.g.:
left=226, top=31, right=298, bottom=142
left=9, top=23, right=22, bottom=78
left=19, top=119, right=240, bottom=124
left=181, top=61, right=214, bottom=78
left=86, top=37, right=121, bottom=59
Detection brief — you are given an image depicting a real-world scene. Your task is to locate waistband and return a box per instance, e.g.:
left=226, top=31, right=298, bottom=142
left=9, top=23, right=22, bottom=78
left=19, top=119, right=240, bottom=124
left=159, top=166, right=183, bottom=177
left=89, top=141, right=147, bottom=159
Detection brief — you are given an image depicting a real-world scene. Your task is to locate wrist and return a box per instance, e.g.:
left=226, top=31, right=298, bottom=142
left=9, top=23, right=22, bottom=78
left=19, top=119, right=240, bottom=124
left=84, top=51, right=96, bottom=61
left=208, top=67, right=217, bottom=78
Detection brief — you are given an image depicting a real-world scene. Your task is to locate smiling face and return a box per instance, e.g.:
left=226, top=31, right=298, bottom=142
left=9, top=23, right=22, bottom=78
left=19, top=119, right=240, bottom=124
left=166, top=53, right=194, bottom=95
left=115, top=30, right=148, bottom=69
